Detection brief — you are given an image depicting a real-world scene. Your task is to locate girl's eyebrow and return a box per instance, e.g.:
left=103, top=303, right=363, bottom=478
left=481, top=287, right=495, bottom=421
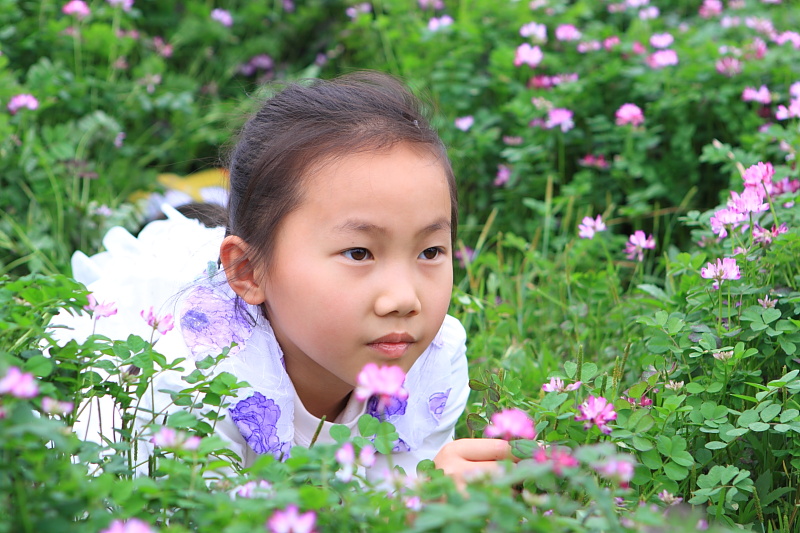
left=333, top=218, right=451, bottom=237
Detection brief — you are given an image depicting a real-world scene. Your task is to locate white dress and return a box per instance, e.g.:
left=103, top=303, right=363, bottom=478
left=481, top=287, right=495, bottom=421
left=57, top=207, right=469, bottom=481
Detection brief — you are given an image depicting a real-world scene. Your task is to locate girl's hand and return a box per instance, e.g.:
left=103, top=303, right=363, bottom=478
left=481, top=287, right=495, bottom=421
left=434, top=438, right=518, bottom=489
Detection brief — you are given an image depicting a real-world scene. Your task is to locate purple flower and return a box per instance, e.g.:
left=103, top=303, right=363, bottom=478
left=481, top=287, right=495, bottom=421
left=141, top=306, right=174, bottom=334
left=484, top=408, right=536, bottom=440
left=114, top=132, right=126, bottom=148
left=546, top=108, right=574, bottom=132
left=210, top=8, right=233, bottom=27
left=575, top=395, right=617, bottom=434
left=150, top=427, right=201, bottom=450
left=710, top=207, right=747, bottom=238
left=7, top=94, right=39, bottom=114
left=728, top=188, right=768, bottom=214
left=62, top=0, right=90, bottom=19
left=514, top=43, right=543, bottom=68
left=520, top=22, right=546, bottom=42
left=428, top=389, right=450, bottom=420
left=454, top=246, right=476, bottom=267
left=180, top=285, right=254, bottom=357
left=649, top=33, right=674, bottom=48
left=355, top=363, right=408, bottom=404
left=42, top=397, right=74, bottom=415
left=700, top=258, right=741, bottom=287
left=0, top=367, right=39, bottom=399
left=359, top=444, right=376, bottom=467
left=495, top=164, right=511, bottom=187
left=235, top=479, right=272, bottom=498
left=595, top=458, right=635, bottom=487
left=742, top=85, right=771, bottom=104
left=345, top=3, right=371, bottom=19
left=578, top=215, right=606, bottom=239
left=267, top=505, right=316, bottom=533
left=716, top=57, right=742, bottom=77
left=454, top=115, right=474, bottom=131
left=230, top=392, right=289, bottom=458
left=84, top=294, right=118, bottom=318
left=107, top=0, right=133, bottom=11
left=646, top=49, right=679, bottom=68
left=615, top=103, right=644, bottom=127
left=624, top=230, right=655, bottom=262
left=100, top=518, right=153, bottom=533
left=742, top=162, right=775, bottom=188
left=427, top=15, right=453, bottom=31
left=555, top=24, right=581, bottom=41
left=541, top=377, right=581, bottom=392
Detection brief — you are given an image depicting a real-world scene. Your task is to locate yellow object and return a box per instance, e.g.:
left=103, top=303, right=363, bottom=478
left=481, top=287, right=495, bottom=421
left=156, top=168, right=229, bottom=202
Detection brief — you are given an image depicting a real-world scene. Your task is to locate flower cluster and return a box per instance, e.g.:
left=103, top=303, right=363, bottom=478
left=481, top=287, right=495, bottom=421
left=0, top=367, right=39, bottom=399
left=141, top=306, right=174, bottom=334
left=541, top=377, right=581, bottom=393
left=100, top=518, right=153, bottom=533
left=615, top=103, right=645, bottom=126
left=624, top=231, right=655, bottom=262
left=532, top=446, right=579, bottom=475
left=700, top=257, right=742, bottom=289
left=334, top=442, right=376, bottom=482
left=84, top=294, right=118, bottom=318
left=267, top=505, right=316, bottom=533
left=7, top=94, right=39, bottom=114
left=354, top=363, right=409, bottom=412
left=575, top=395, right=617, bottom=434
left=484, top=408, right=536, bottom=440
left=150, top=427, right=201, bottom=451
left=578, top=215, right=606, bottom=240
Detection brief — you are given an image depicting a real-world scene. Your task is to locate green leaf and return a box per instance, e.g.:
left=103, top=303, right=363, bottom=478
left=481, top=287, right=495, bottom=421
left=705, top=441, right=728, bottom=450
left=564, top=361, right=577, bottom=379
left=762, top=308, right=782, bottom=324
left=738, top=410, right=759, bottom=427
left=672, top=451, right=694, bottom=467
left=664, top=461, right=689, bottom=480
left=760, top=403, right=782, bottom=423
left=329, top=424, right=351, bottom=443
left=685, top=382, right=705, bottom=394
left=656, top=435, right=672, bottom=456
left=24, top=354, right=53, bottom=377
left=299, top=485, right=328, bottom=509
left=748, top=422, right=771, bottom=432
left=780, top=409, right=799, bottom=423
left=632, top=435, right=654, bottom=451
left=357, top=414, right=379, bottom=437
left=469, top=379, right=488, bottom=391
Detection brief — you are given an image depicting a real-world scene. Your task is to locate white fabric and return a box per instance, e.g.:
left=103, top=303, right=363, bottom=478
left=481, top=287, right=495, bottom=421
left=55, top=209, right=469, bottom=480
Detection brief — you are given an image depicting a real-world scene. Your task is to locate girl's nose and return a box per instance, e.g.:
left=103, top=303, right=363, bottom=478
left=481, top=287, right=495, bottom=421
left=374, top=272, right=422, bottom=317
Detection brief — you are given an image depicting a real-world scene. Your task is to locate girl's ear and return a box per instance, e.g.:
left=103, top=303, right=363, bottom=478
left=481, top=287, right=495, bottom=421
left=219, top=235, right=267, bottom=305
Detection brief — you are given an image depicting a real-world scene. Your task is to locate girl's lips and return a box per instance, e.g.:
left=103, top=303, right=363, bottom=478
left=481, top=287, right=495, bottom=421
left=368, top=342, right=412, bottom=359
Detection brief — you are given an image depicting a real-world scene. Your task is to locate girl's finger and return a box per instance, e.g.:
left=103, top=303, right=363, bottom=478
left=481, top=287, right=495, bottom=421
left=445, top=438, right=514, bottom=462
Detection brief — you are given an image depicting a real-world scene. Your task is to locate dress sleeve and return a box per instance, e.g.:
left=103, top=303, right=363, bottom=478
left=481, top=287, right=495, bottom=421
left=366, top=314, right=469, bottom=481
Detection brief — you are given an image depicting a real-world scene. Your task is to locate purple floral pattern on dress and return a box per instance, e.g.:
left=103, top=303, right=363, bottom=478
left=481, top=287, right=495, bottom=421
left=180, top=284, right=254, bottom=358
left=366, top=394, right=407, bottom=421
left=392, top=438, right=411, bottom=453
left=229, top=392, right=290, bottom=459
left=428, top=389, right=451, bottom=421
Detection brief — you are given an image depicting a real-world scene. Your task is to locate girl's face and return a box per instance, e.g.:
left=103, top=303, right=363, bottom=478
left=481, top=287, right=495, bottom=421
left=249, top=143, right=453, bottom=416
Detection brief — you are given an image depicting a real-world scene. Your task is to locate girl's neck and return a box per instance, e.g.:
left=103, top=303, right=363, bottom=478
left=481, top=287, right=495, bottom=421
left=283, top=354, right=353, bottom=420
left=293, top=382, right=352, bottom=421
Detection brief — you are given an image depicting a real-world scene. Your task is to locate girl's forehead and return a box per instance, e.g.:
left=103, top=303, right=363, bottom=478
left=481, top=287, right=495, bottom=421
left=291, top=144, right=452, bottom=229
left=302, top=145, right=449, bottom=197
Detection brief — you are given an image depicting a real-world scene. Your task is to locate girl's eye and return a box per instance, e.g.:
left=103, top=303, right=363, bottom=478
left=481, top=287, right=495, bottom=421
left=342, top=248, right=372, bottom=261
left=419, top=247, right=443, bottom=260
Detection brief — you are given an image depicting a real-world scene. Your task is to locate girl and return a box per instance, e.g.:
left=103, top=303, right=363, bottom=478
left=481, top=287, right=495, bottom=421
left=65, top=72, right=510, bottom=484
